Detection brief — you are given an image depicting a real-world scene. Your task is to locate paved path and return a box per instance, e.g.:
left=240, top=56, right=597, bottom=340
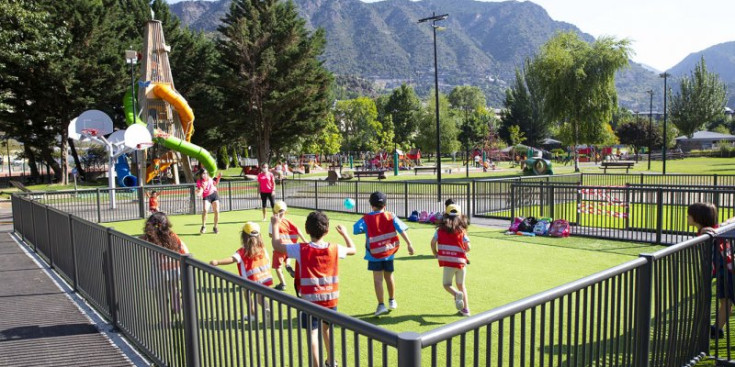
left=0, top=203, right=144, bottom=366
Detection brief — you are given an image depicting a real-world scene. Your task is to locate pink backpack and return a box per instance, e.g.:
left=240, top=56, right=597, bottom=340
left=548, top=219, right=571, bottom=237
left=509, top=217, right=524, bottom=232
left=418, top=211, right=429, bottom=223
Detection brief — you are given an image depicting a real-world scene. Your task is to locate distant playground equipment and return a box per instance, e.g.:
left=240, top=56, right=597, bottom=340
left=136, top=20, right=217, bottom=184
left=68, top=110, right=153, bottom=208
left=523, top=147, right=554, bottom=176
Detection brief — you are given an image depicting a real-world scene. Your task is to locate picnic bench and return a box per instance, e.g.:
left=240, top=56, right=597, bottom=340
left=600, top=161, right=635, bottom=174
left=413, top=166, right=437, bottom=175
left=354, top=170, right=386, bottom=181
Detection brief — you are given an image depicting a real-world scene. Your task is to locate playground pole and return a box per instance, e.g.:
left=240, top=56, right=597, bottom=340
left=646, top=89, right=653, bottom=170
left=418, top=12, right=448, bottom=202
left=660, top=72, right=670, bottom=175
left=393, top=144, right=399, bottom=176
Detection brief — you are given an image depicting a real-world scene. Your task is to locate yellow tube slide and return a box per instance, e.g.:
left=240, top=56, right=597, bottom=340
left=152, top=83, right=195, bottom=141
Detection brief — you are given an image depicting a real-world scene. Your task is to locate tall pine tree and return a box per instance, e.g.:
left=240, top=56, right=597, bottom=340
left=217, top=0, right=333, bottom=164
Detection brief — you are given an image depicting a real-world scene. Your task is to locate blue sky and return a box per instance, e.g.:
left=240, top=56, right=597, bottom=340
left=167, top=0, right=735, bottom=71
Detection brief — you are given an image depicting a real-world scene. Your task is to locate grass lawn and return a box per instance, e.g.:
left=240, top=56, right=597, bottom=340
left=108, top=207, right=664, bottom=336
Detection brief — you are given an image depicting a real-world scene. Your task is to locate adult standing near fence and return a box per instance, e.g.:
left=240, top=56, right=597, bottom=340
left=196, top=169, right=221, bottom=234
left=687, top=202, right=732, bottom=339
left=258, top=162, right=276, bottom=221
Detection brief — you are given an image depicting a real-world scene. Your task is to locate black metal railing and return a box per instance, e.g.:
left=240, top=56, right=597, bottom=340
left=11, top=173, right=735, bottom=366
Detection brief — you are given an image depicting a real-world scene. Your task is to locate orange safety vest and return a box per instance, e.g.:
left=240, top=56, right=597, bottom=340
left=298, top=243, right=339, bottom=308
left=278, top=218, right=301, bottom=244
left=363, top=212, right=400, bottom=259
left=237, top=248, right=273, bottom=287
left=436, top=229, right=468, bottom=268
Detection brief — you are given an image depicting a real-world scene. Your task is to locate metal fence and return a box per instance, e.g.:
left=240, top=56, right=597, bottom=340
left=508, top=182, right=735, bottom=245
left=281, top=179, right=471, bottom=219
left=11, top=172, right=735, bottom=366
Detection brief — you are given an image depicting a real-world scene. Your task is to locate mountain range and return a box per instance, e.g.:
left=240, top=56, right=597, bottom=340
left=169, top=0, right=735, bottom=110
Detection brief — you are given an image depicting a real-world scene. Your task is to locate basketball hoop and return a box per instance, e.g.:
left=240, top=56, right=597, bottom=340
left=81, top=128, right=100, bottom=137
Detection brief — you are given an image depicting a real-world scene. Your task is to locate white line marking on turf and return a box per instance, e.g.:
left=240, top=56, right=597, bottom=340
left=9, top=232, right=150, bottom=367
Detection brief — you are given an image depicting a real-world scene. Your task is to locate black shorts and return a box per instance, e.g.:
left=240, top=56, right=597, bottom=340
left=717, top=271, right=735, bottom=302
left=300, top=307, right=337, bottom=330
left=203, top=192, right=219, bottom=203
left=367, top=260, right=394, bottom=272
left=260, top=193, right=274, bottom=208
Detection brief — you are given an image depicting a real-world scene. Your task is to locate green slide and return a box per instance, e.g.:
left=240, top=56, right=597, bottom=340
left=123, top=88, right=145, bottom=126
left=155, top=134, right=218, bottom=177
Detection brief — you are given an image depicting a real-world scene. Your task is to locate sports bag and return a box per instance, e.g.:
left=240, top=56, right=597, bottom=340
left=418, top=210, right=429, bottom=223
left=408, top=210, right=419, bottom=222
left=548, top=219, right=571, bottom=237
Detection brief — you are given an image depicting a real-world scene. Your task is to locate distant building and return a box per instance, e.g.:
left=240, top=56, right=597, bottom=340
left=675, top=131, right=735, bottom=150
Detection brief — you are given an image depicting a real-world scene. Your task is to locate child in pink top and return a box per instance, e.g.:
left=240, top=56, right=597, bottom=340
left=257, top=163, right=276, bottom=221
left=195, top=170, right=221, bottom=234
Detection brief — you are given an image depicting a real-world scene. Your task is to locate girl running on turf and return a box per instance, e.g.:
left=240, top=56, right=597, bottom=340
left=430, top=204, right=471, bottom=316
left=196, top=170, right=221, bottom=234
left=209, top=222, right=272, bottom=321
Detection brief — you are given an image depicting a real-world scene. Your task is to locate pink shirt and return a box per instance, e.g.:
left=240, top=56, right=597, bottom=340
left=258, top=172, right=275, bottom=193
left=196, top=178, right=217, bottom=198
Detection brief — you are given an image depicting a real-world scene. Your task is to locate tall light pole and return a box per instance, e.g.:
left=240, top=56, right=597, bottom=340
left=646, top=89, right=653, bottom=170
left=418, top=12, right=448, bottom=202
left=660, top=72, right=670, bottom=175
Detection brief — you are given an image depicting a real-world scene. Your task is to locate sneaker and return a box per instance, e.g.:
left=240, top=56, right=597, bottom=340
left=275, top=283, right=286, bottom=291
left=460, top=308, right=471, bottom=317
left=200, top=226, right=206, bottom=234
left=325, top=360, right=338, bottom=367
left=388, top=299, right=397, bottom=309
left=711, top=325, right=724, bottom=339
left=374, top=303, right=389, bottom=316
left=285, top=264, right=296, bottom=278
left=454, top=292, right=465, bottom=311
left=213, top=227, right=219, bottom=234
left=245, top=314, right=256, bottom=323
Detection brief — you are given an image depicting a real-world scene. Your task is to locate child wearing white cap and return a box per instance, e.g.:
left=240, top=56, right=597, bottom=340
left=268, top=200, right=306, bottom=290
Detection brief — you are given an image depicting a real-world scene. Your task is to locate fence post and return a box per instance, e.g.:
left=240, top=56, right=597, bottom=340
left=397, top=332, right=422, bottom=367
left=314, top=180, right=319, bottom=210
left=68, top=214, right=78, bottom=291
left=510, top=184, right=515, bottom=221
left=96, top=188, right=102, bottom=223
left=29, top=202, right=36, bottom=252
left=281, top=177, right=286, bottom=202
left=104, top=227, right=118, bottom=330
left=714, top=174, right=718, bottom=187
left=549, top=185, right=555, bottom=219
left=466, top=183, right=471, bottom=225
left=228, top=181, right=233, bottom=212
left=539, top=182, right=545, bottom=217
left=180, top=255, right=201, bottom=367
left=354, top=181, right=359, bottom=214
left=633, top=254, right=654, bottom=367
left=640, top=173, right=644, bottom=185
left=189, top=185, right=196, bottom=215
left=45, top=205, right=53, bottom=269
left=138, top=186, right=145, bottom=219
left=472, top=180, right=476, bottom=217
left=655, top=189, right=663, bottom=244
left=404, top=182, right=409, bottom=218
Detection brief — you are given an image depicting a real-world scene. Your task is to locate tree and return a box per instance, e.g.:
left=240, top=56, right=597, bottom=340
left=616, top=119, right=662, bottom=161
left=507, top=125, right=526, bottom=146
left=334, top=97, right=387, bottom=152
left=534, top=32, right=631, bottom=172
left=669, top=57, right=727, bottom=138
left=415, top=90, right=460, bottom=157
left=501, top=61, right=551, bottom=147
left=303, top=114, right=342, bottom=155
left=217, top=0, right=333, bottom=164
left=383, top=84, right=421, bottom=147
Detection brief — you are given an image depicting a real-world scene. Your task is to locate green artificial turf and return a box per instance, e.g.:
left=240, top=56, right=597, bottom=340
left=108, top=207, right=664, bottom=336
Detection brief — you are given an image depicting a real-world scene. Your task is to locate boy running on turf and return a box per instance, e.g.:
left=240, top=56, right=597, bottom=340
left=268, top=200, right=305, bottom=290
left=353, top=191, right=414, bottom=316
left=271, top=211, right=356, bottom=367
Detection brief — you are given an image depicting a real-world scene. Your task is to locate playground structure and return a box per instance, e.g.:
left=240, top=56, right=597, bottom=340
left=136, top=20, right=216, bottom=184
left=523, top=147, right=554, bottom=175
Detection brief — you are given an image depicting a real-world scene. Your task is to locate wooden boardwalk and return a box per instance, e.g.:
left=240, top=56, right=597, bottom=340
left=0, top=223, right=140, bottom=366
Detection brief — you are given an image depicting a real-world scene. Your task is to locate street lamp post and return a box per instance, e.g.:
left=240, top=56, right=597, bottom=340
left=660, top=72, right=670, bottom=175
left=646, top=89, right=653, bottom=170
left=418, top=12, right=448, bottom=202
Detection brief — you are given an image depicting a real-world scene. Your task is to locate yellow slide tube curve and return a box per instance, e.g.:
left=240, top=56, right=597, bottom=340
left=152, top=83, right=195, bottom=141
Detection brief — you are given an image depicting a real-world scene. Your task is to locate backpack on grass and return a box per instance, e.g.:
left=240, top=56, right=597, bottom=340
left=517, top=217, right=537, bottom=233
left=418, top=211, right=429, bottom=223
left=548, top=219, right=571, bottom=238
left=408, top=210, right=419, bottom=222
left=533, top=218, right=552, bottom=236
left=509, top=217, right=524, bottom=232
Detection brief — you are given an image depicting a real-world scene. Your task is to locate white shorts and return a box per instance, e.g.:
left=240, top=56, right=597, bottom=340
left=443, top=266, right=466, bottom=286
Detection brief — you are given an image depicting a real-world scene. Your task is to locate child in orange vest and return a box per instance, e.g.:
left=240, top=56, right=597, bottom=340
left=430, top=204, right=471, bottom=316
left=271, top=211, right=356, bottom=367
left=145, top=190, right=159, bottom=214
left=268, top=200, right=305, bottom=291
left=209, top=222, right=272, bottom=321
left=353, top=191, right=414, bottom=316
